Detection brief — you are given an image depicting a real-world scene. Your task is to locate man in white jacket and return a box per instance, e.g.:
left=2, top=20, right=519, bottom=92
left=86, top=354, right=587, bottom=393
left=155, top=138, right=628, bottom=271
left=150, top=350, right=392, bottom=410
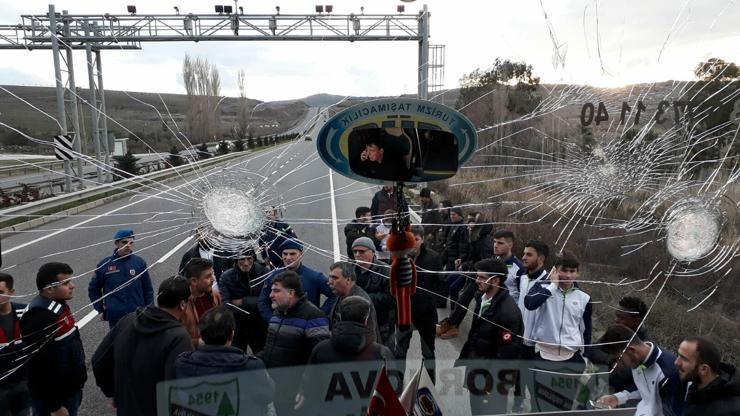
left=596, top=325, right=686, bottom=416
left=524, top=253, right=592, bottom=362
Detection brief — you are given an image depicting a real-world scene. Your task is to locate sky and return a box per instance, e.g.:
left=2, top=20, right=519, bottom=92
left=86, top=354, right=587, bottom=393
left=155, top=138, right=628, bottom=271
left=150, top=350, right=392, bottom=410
left=0, top=0, right=738, bottom=102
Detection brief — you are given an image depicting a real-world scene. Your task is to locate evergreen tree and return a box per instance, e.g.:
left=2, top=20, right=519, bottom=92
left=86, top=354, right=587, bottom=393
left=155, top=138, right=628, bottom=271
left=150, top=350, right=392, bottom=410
left=217, top=140, right=230, bottom=155
left=233, top=138, right=245, bottom=151
left=167, top=145, right=184, bottom=167
left=113, top=151, right=140, bottom=180
left=197, top=142, right=212, bottom=160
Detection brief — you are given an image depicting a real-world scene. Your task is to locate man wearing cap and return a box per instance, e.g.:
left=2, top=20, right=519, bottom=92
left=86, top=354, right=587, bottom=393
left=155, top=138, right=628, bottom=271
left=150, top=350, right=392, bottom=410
left=89, top=229, right=154, bottom=329
left=220, top=248, right=271, bottom=353
left=351, top=236, right=396, bottom=345
left=257, top=239, right=337, bottom=321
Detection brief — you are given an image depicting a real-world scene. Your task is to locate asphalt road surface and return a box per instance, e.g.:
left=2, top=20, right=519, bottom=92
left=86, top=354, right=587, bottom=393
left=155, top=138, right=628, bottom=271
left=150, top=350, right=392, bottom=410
left=1, top=116, right=471, bottom=415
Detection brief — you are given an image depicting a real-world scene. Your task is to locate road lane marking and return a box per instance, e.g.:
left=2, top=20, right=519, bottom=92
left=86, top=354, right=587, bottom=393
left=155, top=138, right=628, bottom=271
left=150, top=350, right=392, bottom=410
left=328, top=169, right=341, bottom=262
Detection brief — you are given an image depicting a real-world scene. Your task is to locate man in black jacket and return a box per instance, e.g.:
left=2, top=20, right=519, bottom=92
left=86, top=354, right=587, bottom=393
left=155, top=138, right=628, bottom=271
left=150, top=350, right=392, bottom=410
left=351, top=237, right=396, bottom=345
left=327, top=261, right=379, bottom=342
left=370, top=186, right=396, bottom=220
left=444, top=206, right=470, bottom=309
left=458, top=259, right=523, bottom=416
left=20, top=262, right=86, bottom=416
left=676, top=336, right=740, bottom=416
left=219, top=249, right=270, bottom=353
left=392, top=225, right=443, bottom=382
left=344, top=206, right=378, bottom=260
left=419, top=188, right=441, bottom=245
left=92, top=276, right=194, bottom=416
left=259, top=271, right=330, bottom=416
left=174, top=306, right=275, bottom=413
left=179, top=227, right=234, bottom=283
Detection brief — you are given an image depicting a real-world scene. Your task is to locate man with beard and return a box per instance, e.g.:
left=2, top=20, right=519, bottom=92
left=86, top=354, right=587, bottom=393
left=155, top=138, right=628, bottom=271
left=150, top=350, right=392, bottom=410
left=257, top=239, right=336, bottom=321
left=219, top=248, right=270, bottom=353
left=675, top=336, right=740, bottom=415
left=181, top=258, right=222, bottom=347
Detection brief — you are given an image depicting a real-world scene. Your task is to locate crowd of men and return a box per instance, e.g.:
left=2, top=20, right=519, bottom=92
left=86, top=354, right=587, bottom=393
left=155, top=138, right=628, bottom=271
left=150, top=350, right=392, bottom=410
left=0, top=187, right=738, bottom=416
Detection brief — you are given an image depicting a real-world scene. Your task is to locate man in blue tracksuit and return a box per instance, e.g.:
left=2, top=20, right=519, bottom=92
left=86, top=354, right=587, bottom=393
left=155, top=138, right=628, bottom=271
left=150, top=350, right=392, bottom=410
left=597, top=325, right=685, bottom=416
left=88, top=229, right=154, bottom=329
left=258, top=239, right=337, bottom=321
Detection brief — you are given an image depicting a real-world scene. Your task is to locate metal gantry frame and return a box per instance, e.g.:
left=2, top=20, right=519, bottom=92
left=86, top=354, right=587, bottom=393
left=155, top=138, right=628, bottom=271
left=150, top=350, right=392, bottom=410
left=0, top=4, right=434, bottom=191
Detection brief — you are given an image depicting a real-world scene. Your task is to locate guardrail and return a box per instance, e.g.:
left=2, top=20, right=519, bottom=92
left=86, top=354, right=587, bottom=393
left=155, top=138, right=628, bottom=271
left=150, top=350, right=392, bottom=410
left=0, top=150, right=252, bottom=232
left=0, top=159, right=71, bottom=176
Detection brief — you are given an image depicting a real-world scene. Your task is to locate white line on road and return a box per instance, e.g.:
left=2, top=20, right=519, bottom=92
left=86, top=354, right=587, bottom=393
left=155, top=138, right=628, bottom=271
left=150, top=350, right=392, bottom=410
left=76, top=310, right=99, bottom=329
left=328, top=169, right=341, bottom=262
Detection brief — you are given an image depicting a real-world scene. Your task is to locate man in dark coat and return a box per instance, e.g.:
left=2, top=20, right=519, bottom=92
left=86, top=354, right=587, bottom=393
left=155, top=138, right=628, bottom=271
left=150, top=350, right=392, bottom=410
left=393, top=225, right=443, bottom=382
left=444, top=206, right=470, bottom=309
left=419, top=188, right=441, bottom=245
left=89, top=228, right=154, bottom=329
left=344, top=206, right=378, bottom=260
left=259, top=206, right=297, bottom=268
left=351, top=237, right=397, bottom=345
left=219, top=249, right=270, bottom=353
left=458, top=259, right=523, bottom=416
left=92, top=276, right=194, bottom=416
left=174, top=306, right=275, bottom=414
left=370, top=186, right=397, bottom=220
left=178, top=227, right=234, bottom=283
left=676, top=336, right=740, bottom=416
left=20, top=263, right=86, bottom=416
left=259, top=271, right=330, bottom=416
left=0, top=273, right=30, bottom=416
left=327, top=261, right=380, bottom=342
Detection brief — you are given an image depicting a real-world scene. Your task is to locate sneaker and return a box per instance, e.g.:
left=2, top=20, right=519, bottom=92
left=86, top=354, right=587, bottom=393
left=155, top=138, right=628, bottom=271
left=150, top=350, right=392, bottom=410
left=436, top=318, right=452, bottom=337
left=440, top=325, right=459, bottom=339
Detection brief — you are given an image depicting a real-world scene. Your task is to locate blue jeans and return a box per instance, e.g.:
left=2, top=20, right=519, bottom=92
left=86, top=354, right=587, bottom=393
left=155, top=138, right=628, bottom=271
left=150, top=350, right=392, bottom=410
left=32, top=390, right=81, bottom=416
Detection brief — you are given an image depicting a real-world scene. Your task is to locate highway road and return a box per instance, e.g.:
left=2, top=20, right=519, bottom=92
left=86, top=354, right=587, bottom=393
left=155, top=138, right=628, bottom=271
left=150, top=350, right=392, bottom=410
left=0, top=113, right=471, bottom=415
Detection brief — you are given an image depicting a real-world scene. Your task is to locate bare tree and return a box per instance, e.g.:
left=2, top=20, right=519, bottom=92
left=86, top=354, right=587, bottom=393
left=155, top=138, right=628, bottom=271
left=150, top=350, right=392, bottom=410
left=237, top=69, right=249, bottom=139
left=182, top=54, right=221, bottom=143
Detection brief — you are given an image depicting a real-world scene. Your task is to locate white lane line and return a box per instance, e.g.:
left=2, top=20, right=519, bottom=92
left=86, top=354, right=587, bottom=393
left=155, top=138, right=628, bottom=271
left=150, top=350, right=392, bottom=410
left=328, top=169, right=341, bottom=262
left=76, top=309, right=99, bottom=329
left=157, top=235, right=193, bottom=264
left=79, top=234, right=194, bottom=330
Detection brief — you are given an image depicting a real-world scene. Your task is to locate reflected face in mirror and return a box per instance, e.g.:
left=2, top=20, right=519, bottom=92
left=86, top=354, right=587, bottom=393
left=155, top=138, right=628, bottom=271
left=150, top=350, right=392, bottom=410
left=347, top=127, right=459, bottom=183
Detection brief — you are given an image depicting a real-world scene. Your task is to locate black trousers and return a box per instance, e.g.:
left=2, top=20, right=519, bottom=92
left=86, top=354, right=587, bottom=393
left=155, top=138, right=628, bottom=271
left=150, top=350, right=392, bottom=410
left=392, top=317, right=437, bottom=383
left=448, top=279, right=478, bottom=326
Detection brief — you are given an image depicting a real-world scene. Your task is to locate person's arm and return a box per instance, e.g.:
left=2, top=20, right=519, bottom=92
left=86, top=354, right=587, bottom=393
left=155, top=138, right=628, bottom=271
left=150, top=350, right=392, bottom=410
left=305, top=316, right=331, bottom=351
left=524, top=281, right=555, bottom=310
left=370, top=195, right=380, bottom=219
left=89, top=261, right=106, bottom=313
left=613, top=383, right=641, bottom=405
left=92, top=319, right=119, bottom=397
left=164, top=333, right=195, bottom=380
left=457, top=227, right=470, bottom=262
left=20, top=310, right=69, bottom=411
left=219, top=273, right=234, bottom=303
left=257, top=275, right=274, bottom=321
left=141, top=265, right=154, bottom=306
left=582, top=301, right=593, bottom=358
left=368, top=273, right=397, bottom=313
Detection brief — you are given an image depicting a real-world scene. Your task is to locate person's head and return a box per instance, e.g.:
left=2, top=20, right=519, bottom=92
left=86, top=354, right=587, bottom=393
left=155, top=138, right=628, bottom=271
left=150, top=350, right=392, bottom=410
left=265, top=206, right=279, bottom=221
left=183, top=258, right=214, bottom=296
left=553, top=253, right=580, bottom=287
left=352, top=237, right=376, bottom=265
left=195, top=226, right=209, bottom=244
left=199, top=306, right=236, bottom=346
left=157, top=276, right=191, bottom=316
left=676, top=337, right=722, bottom=386
left=493, top=230, right=515, bottom=258
left=365, top=139, right=384, bottom=163
left=598, top=325, right=647, bottom=369
left=522, top=240, right=549, bottom=271
left=466, top=212, right=481, bottom=231
left=0, top=273, right=15, bottom=308
left=36, top=262, right=75, bottom=301
left=382, top=185, right=393, bottom=193
left=449, top=206, right=464, bottom=223
left=270, top=270, right=304, bottom=312
left=337, top=296, right=372, bottom=326
left=410, top=225, right=425, bottom=256
left=614, top=296, right=648, bottom=331
left=355, top=206, right=372, bottom=223
left=113, top=229, right=135, bottom=257
left=280, top=239, right=304, bottom=270
left=328, top=261, right=356, bottom=297
left=474, top=258, right=508, bottom=295
left=235, top=248, right=256, bottom=272
left=420, top=188, right=433, bottom=205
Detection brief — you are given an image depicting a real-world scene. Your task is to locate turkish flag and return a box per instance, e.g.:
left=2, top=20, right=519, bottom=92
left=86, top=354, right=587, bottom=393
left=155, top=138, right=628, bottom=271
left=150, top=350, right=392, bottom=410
left=367, top=366, right=407, bottom=416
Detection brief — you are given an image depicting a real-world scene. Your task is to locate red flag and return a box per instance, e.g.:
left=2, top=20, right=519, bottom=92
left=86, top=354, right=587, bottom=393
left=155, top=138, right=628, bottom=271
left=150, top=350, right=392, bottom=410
left=367, top=366, right=407, bottom=416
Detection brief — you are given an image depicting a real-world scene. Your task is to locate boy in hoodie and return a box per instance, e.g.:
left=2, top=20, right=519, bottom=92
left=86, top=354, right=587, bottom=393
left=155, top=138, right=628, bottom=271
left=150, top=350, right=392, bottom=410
left=92, top=276, right=194, bottom=416
left=676, top=336, right=740, bottom=416
left=174, top=306, right=275, bottom=412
